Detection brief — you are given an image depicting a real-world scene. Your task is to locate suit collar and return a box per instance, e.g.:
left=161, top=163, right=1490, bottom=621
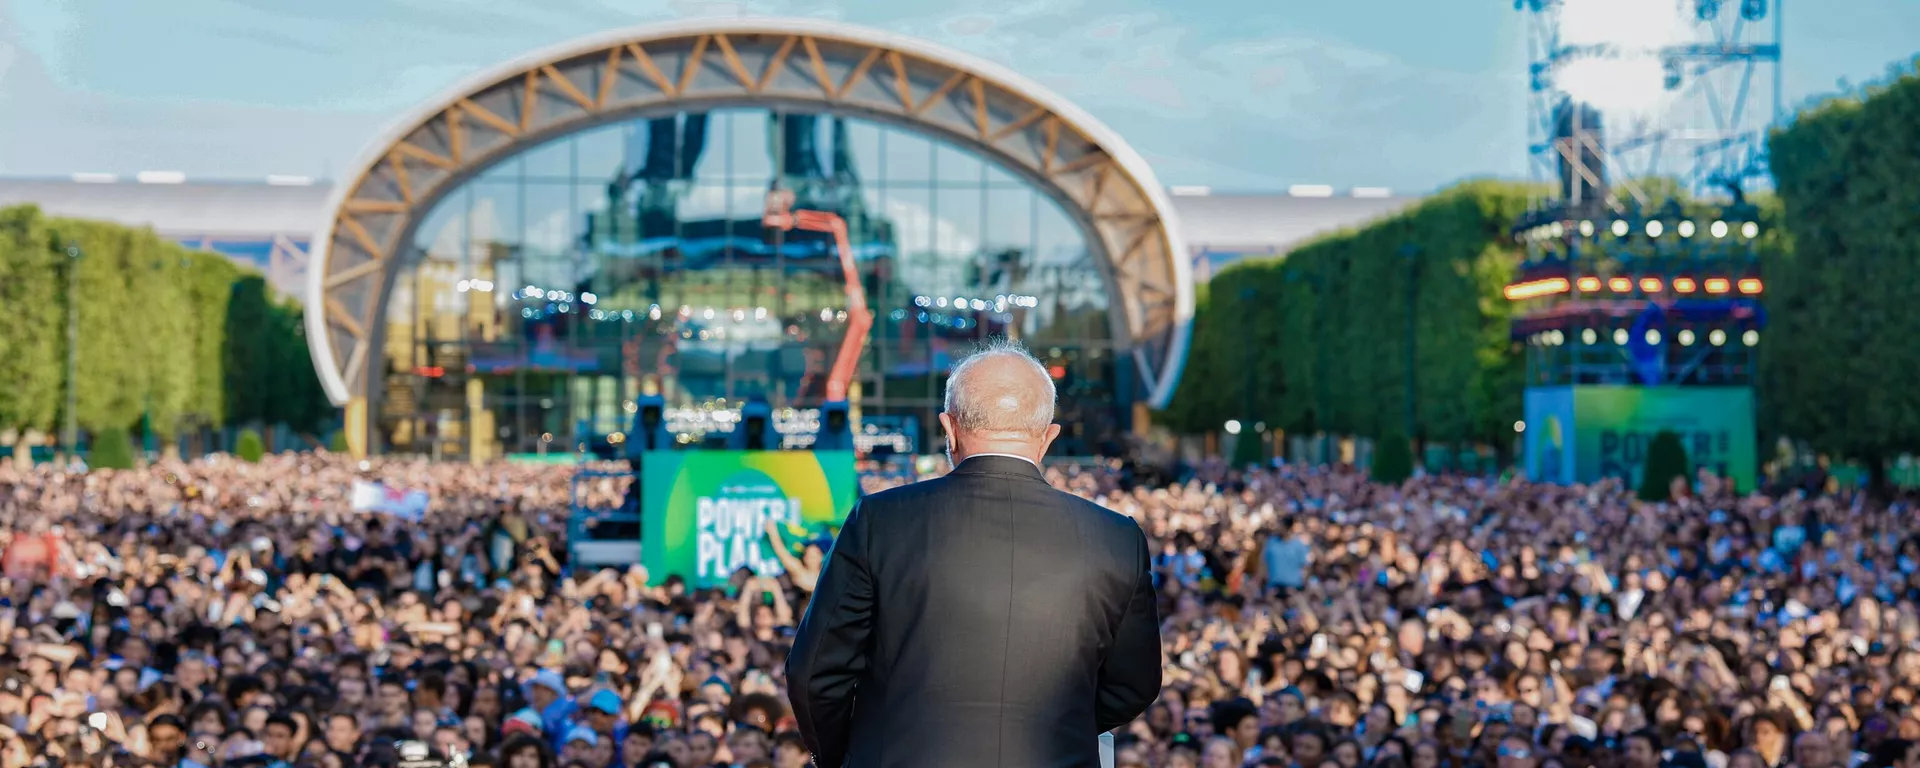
left=950, top=454, right=1046, bottom=481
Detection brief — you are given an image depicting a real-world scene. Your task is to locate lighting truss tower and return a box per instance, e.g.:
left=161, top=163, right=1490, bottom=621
left=1506, top=0, right=1780, bottom=493
left=1518, top=0, right=1783, bottom=208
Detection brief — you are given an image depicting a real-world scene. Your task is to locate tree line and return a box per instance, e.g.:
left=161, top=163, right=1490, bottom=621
left=1159, top=180, right=1530, bottom=459
left=0, top=204, right=331, bottom=456
left=1164, top=60, right=1920, bottom=482
left=1759, top=60, right=1920, bottom=487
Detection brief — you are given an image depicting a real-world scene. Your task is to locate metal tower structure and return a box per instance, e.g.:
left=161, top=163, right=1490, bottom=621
left=1506, top=0, right=1779, bottom=491
left=1518, top=0, right=1783, bottom=209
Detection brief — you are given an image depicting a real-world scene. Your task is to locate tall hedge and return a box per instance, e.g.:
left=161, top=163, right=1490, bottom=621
left=1638, top=430, right=1690, bottom=501
left=0, top=207, right=63, bottom=436
left=1162, top=180, right=1533, bottom=450
left=1763, top=61, right=1920, bottom=482
left=0, top=205, right=331, bottom=445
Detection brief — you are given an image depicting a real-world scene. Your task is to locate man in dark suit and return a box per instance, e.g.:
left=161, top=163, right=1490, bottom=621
left=786, top=339, right=1162, bottom=768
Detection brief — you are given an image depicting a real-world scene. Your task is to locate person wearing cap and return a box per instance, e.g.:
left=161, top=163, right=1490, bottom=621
left=561, top=724, right=602, bottom=767
left=582, top=689, right=630, bottom=753
left=526, top=668, right=574, bottom=737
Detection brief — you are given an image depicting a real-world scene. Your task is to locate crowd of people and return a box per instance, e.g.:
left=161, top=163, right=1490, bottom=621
left=0, top=449, right=1916, bottom=768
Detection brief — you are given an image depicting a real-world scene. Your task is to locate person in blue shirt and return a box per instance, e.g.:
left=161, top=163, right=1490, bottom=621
left=1264, top=518, right=1311, bottom=594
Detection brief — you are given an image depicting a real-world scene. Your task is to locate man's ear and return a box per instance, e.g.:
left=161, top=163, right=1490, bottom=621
left=1038, top=424, right=1062, bottom=456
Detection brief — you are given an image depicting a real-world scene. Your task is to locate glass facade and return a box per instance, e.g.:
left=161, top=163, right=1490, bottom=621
left=378, top=109, right=1132, bottom=459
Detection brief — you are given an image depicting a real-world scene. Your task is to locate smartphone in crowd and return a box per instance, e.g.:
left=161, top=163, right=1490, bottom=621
left=1311, top=634, right=1329, bottom=656
left=1403, top=670, right=1425, bottom=693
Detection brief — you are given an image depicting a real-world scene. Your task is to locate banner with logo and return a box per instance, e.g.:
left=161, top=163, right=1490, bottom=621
left=641, top=451, right=858, bottom=588
left=1524, top=385, right=1756, bottom=492
left=349, top=480, right=431, bottom=522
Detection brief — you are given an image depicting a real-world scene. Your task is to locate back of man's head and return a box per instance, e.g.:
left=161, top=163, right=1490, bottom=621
left=940, top=339, right=1059, bottom=461
left=944, top=339, right=1054, bottom=434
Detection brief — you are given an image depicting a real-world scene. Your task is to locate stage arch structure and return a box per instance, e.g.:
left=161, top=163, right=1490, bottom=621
left=305, top=18, right=1192, bottom=456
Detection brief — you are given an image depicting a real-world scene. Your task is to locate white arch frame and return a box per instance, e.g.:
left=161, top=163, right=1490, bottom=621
left=306, top=16, right=1192, bottom=427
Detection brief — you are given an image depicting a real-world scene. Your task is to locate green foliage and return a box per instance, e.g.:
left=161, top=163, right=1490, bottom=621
left=0, top=206, right=332, bottom=442
left=1762, top=61, right=1920, bottom=474
left=1371, top=434, right=1414, bottom=485
left=235, top=428, right=266, bottom=463
left=1230, top=430, right=1265, bottom=469
left=89, top=426, right=136, bottom=470
left=225, top=276, right=328, bottom=434
left=0, top=206, right=63, bottom=434
left=1161, top=180, right=1534, bottom=449
left=1638, top=430, right=1691, bottom=502
left=329, top=431, right=349, bottom=453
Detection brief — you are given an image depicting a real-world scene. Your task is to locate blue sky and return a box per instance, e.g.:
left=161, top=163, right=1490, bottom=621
left=0, top=0, right=1915, bottom=193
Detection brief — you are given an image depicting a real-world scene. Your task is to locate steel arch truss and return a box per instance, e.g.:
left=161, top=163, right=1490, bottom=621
left=310, top=23, right=1190, bottom=413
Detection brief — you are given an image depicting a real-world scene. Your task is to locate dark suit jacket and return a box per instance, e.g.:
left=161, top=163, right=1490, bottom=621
left=786, top=455, right=1162, bottom=768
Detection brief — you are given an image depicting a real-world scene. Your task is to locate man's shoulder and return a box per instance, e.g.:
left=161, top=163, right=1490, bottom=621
left=864, top=474, right=1142, bottom=533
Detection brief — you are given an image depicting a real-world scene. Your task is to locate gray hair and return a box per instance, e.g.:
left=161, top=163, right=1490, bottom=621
left=943, top=338, right=1056, bottom=435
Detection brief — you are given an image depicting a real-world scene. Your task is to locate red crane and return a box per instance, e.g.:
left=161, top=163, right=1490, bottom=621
left=763, top=189, right=872, bottom=403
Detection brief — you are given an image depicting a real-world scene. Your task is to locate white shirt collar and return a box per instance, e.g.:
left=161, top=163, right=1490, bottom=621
left=961, top=452, right=1040, bottom=468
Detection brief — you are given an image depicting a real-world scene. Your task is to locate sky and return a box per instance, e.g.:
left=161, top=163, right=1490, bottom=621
left=0, top=0, right=1915, bottom=194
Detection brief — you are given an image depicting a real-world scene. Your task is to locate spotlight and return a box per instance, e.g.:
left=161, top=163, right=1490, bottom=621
left=1646, top=220, right=1665, bottom=238
left=1677, top=220, right=1696, bottom=238
left=1741, top=221, right=1760, bottom=239
left=1738, top=278, right=1763, bottom=294
left=1609, top=277, right=1633, bottom=293
left=1696, top=0, right=1720, bottom=20
left=1577, top=276, right=1602, bottom=292
left=1743, top=329, right=1760, bottom=346
left=1741, top=0, right=1766, bottom=21
left=1679, top=329, right=1696, bottom=346
left=1710, top=220, right=1729, bottom=238
left=1579, top=220, right=1595, bottom=237
left=1225, top=420, right=1242, bottom=435
left=1645, top=329, right=1662, bottom=345
left=1673, top=277, right=1698, bottom=293
left=1709, top=329, right=1727, bottom=346
left=1704, top=278, right=1731, bottom=294
left=1515, top=421, right=1527, bottom=434
left=1613, top=328, right=1629, bottom=345
left=1582, top=328, right=1598, bottom=345
left=1611, top=220, right=1630, bottom=237
left=1640, top=277, right=1664, bottom=293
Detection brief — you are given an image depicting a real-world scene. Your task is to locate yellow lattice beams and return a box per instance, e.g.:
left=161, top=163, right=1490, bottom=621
left=969, top=78, right=990, bottom=139
left=324, top=298, right=367, bottom=339
left=1053, top=151, right=1108, bottom=176
left=886, top=51, right=913, bottom=110
left=625, top=43, right=677, bottom=96
left=802, top=37, right=833, bottom=97
left=344, top=199, right=409, bottom=214
left=324, top=258, right=385, bottom=289
left=519, top=69, right=538, bottom=132
left=541, top=64, right=596, bottom=110
left=991, top=108, right=1048, bottom=142
left=393, top=142, right=454, bottom=170
left=447, top=106, right=466, bottom=162
left=677, top=35, right=710, bottom=94
left=387, top=153, right=414, bottom=204
left=912, top=71, right=967, bottom=116
left=458, top=98, right=520, bottom=137
left=713, top=34, right=757, bottom=89
left=597, top=47, right=622, bottom=107
left=759, top=36, right=798, bottom=92
left=1042, top=117, right=1060, bottom=172
left=841, top=48, right=882, bottom=99
left=337, top=216, right=386, bottom=261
